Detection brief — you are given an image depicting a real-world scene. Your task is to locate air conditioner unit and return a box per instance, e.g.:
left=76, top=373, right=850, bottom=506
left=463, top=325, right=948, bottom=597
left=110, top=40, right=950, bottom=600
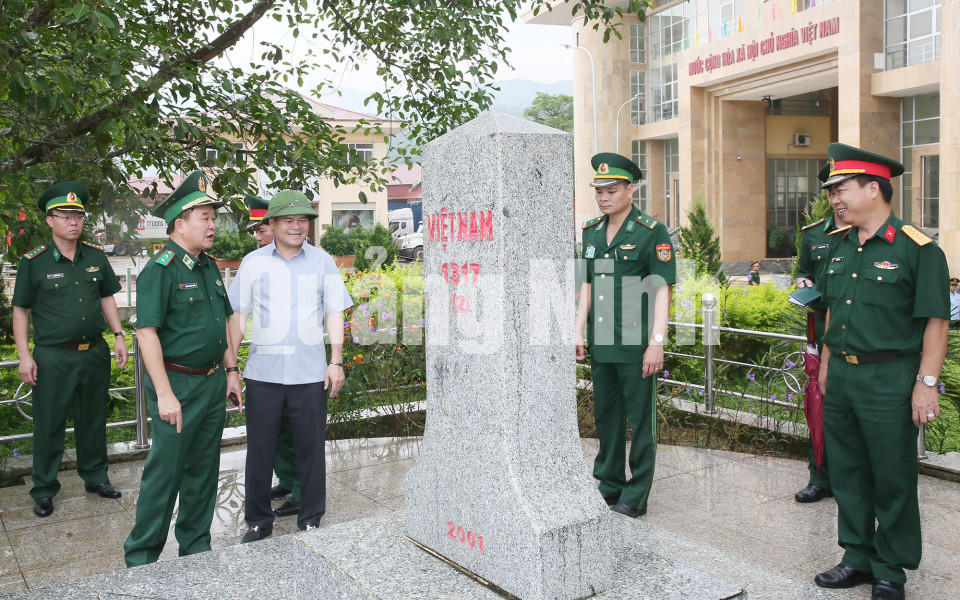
left=794, top=133, right=811, bottom=147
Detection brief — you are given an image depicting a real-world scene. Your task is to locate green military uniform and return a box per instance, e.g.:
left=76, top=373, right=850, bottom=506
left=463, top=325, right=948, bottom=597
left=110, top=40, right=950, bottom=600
left=244, top=193, right=300, bottom=502
left=582, top=153, right=677, bottom=513
left=13, top=190, right=121, bottom=500
left=819, top=145, right=949, bottom=585
left=795, top=216, right=839, bottom=490
left=124, top=172, right=231, bottom=566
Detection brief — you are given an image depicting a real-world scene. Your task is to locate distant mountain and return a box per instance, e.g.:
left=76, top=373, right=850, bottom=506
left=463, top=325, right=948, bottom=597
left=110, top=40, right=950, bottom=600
left=314, top=79, right=574, bottom=119
left=490, top=78, right=574, bottom=117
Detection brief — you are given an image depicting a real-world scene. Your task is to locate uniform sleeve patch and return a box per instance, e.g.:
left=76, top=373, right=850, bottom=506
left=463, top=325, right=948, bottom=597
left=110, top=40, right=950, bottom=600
left=24, top=245, right=46, bottom=260
left=800, top=218, right=826, bottom=231
left=901, top=224, right=932, bottom=246
left=656, top=243, right=673, bottom=262
left=154, top=249, right=175, bottom=266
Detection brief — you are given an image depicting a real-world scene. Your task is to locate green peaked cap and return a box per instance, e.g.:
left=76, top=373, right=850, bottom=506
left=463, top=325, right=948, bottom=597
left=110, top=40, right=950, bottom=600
left=151, top=171, right=223, bottom=225
left=38, top=181, right=89, bottom=213
left=263, top=190, right=318, bottom=221
left=590, top=152, right=643, bottom=188
left=821, top=143, right=904, bottom=188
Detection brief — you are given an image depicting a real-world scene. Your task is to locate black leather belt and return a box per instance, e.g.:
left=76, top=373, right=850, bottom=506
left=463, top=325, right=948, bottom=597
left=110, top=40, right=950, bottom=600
left=55, top=337, right=102, bottom=351
left=843, top=352, right=910, bottom=365
left=164, top=361, right=221, bottom=376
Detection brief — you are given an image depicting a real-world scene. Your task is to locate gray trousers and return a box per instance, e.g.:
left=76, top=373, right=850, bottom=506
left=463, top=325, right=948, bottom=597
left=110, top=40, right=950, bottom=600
left=243, top=379, right=327, bottom=530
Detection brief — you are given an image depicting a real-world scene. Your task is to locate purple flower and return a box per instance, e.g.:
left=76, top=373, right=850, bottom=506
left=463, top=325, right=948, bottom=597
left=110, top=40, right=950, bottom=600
left=13, top=448, right=20, bottom=458
left=680, top=278, right=686, bottom=283
left=389, top=328, right=397, bottom=335
left=353, top=337, right=360, bottom=343
left=363, top=310, right=370, bottom=317
left=421, top=319, right=426, bottom=324
left=698, top=389, right=704, bottom=396
left=358, top=303, right=368, bottom=310
left=677, top=286, right=684, bottom=293
left=939, top=382, right=946, bottom=394
left=788, top=394, right=794, bottom=401
left=377, top=302, right=383, bottom=307
left=748, top=374, right=756, bottom=381
left=370, top=326, right=376, bottom=332
left=663, top=370, right=670, bottom=377
left=674, top=313, right=680, bottom=319
left=681, top=300, right=693, bottom=308
left=749, top=408, right=754, bottom=413
left=784, top=360, right=795, bottom=369
left=343, top=322, right=351, bottom=330
left=743, top=289, right=749, bottom=295
left=770, top=394, right=777, bottom=401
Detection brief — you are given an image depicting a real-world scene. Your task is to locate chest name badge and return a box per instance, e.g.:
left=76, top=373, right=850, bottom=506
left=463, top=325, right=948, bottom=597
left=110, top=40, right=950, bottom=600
left=656, top=243, right=672, bottom=263
left=46, top=273, right=65, bottom=279
left=813, top=244, right=829, bottom=250
left=179, top=283, right=199, bottom=290
left=831, top=256, right=844, bottom=263
left=874, top=261, right=899, bottom=270
left=584, top=245, right=596, bottom=259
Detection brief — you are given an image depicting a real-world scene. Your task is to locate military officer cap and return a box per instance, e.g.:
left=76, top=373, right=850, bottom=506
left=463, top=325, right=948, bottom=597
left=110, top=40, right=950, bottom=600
left=263, top=189, right=318, bottom=221
left=244, top=194, right=270, bottom=230
left=817, top=163, right=830, bottom=184
left=821, top=143, right=904, bottom=188
left=152, top=171, right=223, bottom=225
left=37, top=181, right=89, bottom=213
left=951, top=277, right=959, bottom=286
left=589, top=152, right=644, bottom=188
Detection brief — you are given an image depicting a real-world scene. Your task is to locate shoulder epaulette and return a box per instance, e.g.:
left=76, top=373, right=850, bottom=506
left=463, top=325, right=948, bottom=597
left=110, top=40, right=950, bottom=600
left=636, top=213, right=659, bottom=229
left=81, top=241, right=104, bottom=250
left=801, top=218, right=826, bottom=231
left=154, top=249, right=175, bottom=266
left=828, top=225, right=852, bottom=236
left=582, top=217, right=603, bottom=229
left=24, top=245, right=46, bottom=260
left=901, top=224, right=932, bottom=246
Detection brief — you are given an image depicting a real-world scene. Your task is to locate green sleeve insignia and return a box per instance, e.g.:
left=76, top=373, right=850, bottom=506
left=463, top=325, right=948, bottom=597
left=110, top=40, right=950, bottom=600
left=154, top=249, right=175, bottom=266
left=800, top=218, right=826, bottom=231
left=582, top=217, right=603, bottom=229
left=25, top=245, right=46, bottom=260
left=901, top=224, right=932, bottom=246
left=636, top=213, right=658, bottom=229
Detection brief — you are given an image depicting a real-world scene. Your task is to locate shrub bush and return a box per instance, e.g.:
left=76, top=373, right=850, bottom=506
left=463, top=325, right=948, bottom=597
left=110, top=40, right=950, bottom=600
left=319, top=226, right=353, bottom=256
left=209, top=230, right=257, bottom=260
left=351, top=224, right=398, bottom=272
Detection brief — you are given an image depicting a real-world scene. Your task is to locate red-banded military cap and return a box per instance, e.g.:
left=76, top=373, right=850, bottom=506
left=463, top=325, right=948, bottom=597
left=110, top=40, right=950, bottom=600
left=821, top=143, right=904, bottom=188
left=244, top=194, right=270, bottom=230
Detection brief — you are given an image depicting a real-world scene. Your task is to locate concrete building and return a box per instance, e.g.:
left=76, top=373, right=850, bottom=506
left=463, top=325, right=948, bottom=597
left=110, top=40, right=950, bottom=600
left=526, top=0, right=956, bottom=270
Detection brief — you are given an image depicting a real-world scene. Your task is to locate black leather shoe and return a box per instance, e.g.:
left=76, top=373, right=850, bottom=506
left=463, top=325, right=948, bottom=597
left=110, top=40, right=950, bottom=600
left=33, top=497, right=54, bottom=518
left=274, top=497, right=301, bottom=517
left=871, top=579, right=905, bottom=600
left=795, top=485, right=832, bottom=503
left=241, top=524, right=273, bottom=543
left=610, top=502, right=646, bottom=518
left=299, top=513, right=324, bottom=531
left=85, top=482, right=122, bottom=499
left=601, top=492, right=619, bottom=506
left=270, top=484, right=291, bottom=500
left=814, top=564, right=873, bottom=589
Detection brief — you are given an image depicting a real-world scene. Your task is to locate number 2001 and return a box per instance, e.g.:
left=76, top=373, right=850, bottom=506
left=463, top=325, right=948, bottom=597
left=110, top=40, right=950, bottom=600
left=447, top=521, right=484, bottom=553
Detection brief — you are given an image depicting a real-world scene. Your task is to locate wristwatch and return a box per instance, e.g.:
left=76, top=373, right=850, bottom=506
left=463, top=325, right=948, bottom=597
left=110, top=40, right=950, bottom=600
left=649, top=334, right=665, bottom=345
left=916, top=374, right=938, bottom=387
left=114, top=331, right=124, bottom=337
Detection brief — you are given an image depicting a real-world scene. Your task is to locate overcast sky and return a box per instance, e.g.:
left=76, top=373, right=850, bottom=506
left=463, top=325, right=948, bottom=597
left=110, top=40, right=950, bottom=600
left=219, top=10, right=575, bottom=100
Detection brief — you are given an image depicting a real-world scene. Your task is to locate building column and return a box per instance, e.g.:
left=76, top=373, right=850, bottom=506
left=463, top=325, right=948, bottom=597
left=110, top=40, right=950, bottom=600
left=939, top=0, right=960, bottom=274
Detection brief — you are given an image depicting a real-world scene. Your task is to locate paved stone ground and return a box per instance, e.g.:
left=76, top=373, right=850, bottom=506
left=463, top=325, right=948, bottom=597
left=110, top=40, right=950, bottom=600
left=0, top=438, right=957, bottom=599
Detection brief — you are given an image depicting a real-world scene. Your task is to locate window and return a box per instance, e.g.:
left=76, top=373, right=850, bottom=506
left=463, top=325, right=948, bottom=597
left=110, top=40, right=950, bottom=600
left=198, top=142, right=244, bottom=166
left=631, top=140, right=648, bottom=213
left=629, top=71, right=647, bottom=126
left=885, top=0, right=941, bottom=70
left=766, top=159, right=822, bottom=256
left=900, top=93, right=940, bottom=224
left=650, top=63, right=678, bottom=122
left=630, top=23, right=646, bottom=63
left=345, top=143, right=375, bottom=165
left=333, top=208, right=375, bottom=231
left=663, top=138, right=679, bottom=227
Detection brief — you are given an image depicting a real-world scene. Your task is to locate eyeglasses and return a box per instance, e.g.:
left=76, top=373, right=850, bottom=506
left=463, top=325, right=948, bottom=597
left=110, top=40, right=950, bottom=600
left=49, top=213, right=86, bottom=222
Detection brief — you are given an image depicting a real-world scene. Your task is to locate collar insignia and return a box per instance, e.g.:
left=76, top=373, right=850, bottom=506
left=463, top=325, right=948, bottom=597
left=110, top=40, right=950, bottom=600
left=182, top=253, right=195, bottom=269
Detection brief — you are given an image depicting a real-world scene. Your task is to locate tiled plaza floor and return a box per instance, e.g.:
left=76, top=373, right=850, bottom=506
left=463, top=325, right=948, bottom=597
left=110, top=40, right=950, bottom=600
left=0, top=438, right=957, bottom=599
